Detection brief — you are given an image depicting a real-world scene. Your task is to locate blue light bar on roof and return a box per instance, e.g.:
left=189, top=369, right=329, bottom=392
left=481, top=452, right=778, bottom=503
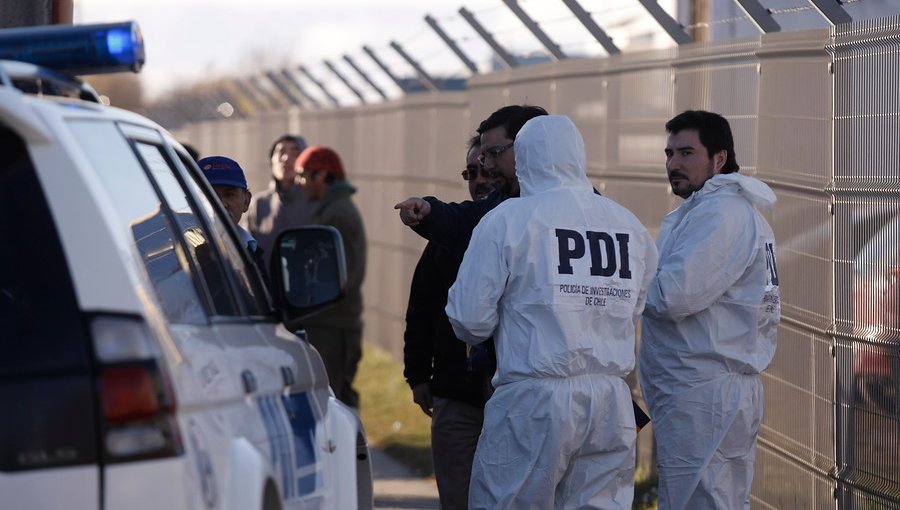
left=0, top=21, right=145, bottom=75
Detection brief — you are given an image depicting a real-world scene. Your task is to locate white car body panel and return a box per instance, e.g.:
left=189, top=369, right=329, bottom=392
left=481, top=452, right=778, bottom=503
left=0, top=59, right=372, bottom=510
left=2, top=466, right=99, bottom=509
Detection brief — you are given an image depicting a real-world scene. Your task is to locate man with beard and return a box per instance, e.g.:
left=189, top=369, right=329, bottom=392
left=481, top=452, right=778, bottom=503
left=394, top=104, right=548, bottom=252
left=639, top=110, right=780, bottom=509
left=446, top=115, right=657, bottom=509
left=402, top=135, right=502, bottom=509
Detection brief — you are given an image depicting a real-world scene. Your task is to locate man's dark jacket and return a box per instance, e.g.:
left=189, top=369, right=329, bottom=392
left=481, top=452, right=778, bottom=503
left=411, top=191, right=506, bottom=257
left=403, top=241, right=488, bottom=406
left=403, top=191, right=507, bottom=404
left=408, top=187, right=651, bottom=428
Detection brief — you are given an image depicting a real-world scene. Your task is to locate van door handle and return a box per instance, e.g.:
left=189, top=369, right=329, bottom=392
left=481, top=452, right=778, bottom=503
left=281, top=366, right=295, bottom=388
left=241, top=369, right=257, bottom=394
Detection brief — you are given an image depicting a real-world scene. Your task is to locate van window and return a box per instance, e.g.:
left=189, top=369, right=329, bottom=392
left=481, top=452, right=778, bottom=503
left=67, top=120, right=221, bottom=322
left=0, top=127, right=89, bottom=372
left=0, top=127, right=98, bottom=472
left=132, top=141, right=244, bottom=316
left=175, top=151, right=270, bottom=317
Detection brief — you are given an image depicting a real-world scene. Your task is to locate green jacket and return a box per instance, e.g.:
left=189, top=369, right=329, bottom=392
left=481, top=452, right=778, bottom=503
left=305, top=179, right=366, bottom=329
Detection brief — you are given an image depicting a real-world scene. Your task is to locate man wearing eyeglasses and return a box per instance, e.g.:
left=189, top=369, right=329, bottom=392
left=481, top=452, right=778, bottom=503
left=462, top=141, right=502, bottom=201
left=394, top=104, right=548, bottom=251
left=403, top=135, right=501, bottom=510
left=446, top=115, right=658, bottom=509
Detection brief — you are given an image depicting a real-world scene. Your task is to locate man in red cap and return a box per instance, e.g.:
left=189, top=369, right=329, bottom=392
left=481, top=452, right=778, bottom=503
left=296, top=146, right=367, bottom=408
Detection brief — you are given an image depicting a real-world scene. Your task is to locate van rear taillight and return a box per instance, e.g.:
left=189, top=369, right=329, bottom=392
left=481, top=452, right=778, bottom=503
left=100, top=365, right=159, bottom=422
left=90, top=314, right=182, bottom=462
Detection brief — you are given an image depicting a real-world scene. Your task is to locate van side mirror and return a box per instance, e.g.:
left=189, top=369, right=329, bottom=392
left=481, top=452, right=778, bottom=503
left=271, top=226, right=347, bottom=330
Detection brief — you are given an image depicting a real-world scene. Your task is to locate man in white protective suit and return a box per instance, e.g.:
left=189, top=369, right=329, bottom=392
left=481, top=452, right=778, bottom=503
left=639, top=110, right=781, bottom=510
left=446, top=115, right=658, bottom=510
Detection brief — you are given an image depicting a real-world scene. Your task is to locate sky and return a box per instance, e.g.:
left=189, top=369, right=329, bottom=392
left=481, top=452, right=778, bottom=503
left=74, top=0, right=466, bottom=101
left=72, top=0, right=669, bottom=104
left=72, top=0, right=900, bottom=105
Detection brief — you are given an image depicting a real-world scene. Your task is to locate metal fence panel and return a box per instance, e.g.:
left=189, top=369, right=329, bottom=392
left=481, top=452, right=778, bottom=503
left=829, top=15, right=900, bottom=507
left=169, top=16, right=900, bottom=506
left=753, top=444, right=835, bottom=509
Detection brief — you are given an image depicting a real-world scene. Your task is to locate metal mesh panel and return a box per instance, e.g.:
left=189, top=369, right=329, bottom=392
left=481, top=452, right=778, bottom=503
left=830, top=15, right=900, bottom=507
left=833, top=206, right=900, bottom=505
left=763, top=324, right=835, bottom=470
left=756, top=42, right=834, bottom=500
left=774, top=191, right=832, bottom=327
left=167, top=15, right=900, bottom=505
left=842, top=486, right=900, bottom=510
left=753, top=444, right=835, bottom=509
left=605, top=64, right=675, bottom=172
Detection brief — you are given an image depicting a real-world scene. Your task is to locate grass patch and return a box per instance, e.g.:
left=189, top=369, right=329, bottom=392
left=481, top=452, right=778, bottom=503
left=357, top=342, right=434, bottom=477
left=356, top=341, right=660, bottom=507
left=633, top=468, right=659, bottom=510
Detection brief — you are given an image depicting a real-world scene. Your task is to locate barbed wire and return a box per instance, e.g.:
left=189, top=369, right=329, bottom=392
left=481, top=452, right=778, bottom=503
left=152, top=0, right=886, bottom=114
left=400, top=24, right=434, bottom=45
left=684, top=14, right=750, bottom=30
left=533, top=14, right=579, bottom=27
left=467, top=3, right=508, bottom=17
left=768, top=5, right=814, bottom=15
left=522, top=0, right=637, bottom=16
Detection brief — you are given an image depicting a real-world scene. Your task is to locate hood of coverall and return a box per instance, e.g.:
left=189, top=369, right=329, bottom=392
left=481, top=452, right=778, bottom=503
left=693, top=172, right=776, bottom=210
left=515, top=115, right=593, bottom=198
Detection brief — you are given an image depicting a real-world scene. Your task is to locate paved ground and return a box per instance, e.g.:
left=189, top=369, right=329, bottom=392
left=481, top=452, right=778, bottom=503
left=370, top=448, right=440, bottom=510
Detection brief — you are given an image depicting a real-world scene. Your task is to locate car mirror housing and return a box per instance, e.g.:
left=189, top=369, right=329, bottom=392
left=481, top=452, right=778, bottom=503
left=271, top=226, right=347, bottom=330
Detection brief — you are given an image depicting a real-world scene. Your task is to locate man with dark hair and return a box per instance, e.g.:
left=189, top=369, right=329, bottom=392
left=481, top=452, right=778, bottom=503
left=462, top=134, right=500, bottom=201
left=394, top=105, right=546, bottom=505
left=639, top=110, right=781, bottom=509
left=475, top=104, right=550, bottom=197
left=245, top=134, right=315, bottom=273
left=447, top=115, right=657, bottom=509
left=662, top=110, right=740, bottom=197
left=403, top=135, right=501, bottom=510
left=296, top=145, right=367, bottom=408
left=394, top=104, right=548, bottom=248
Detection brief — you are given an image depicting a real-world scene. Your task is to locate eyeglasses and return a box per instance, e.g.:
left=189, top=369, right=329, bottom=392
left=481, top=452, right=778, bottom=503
left=461, top=164, right=501, bottom=181
left=477, top=142, right=514, bottom=165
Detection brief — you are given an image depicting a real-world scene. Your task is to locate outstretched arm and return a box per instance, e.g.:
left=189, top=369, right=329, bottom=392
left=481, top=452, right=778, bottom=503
left=397, top=193, right=501, bottom=252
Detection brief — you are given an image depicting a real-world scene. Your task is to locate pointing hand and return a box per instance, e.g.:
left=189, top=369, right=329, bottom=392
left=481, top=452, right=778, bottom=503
left=394, top=197, right=431, bottom=226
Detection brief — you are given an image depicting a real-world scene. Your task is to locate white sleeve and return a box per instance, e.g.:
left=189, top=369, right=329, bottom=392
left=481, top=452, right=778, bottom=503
left=644, top=199, right=756, bottom=322
left=634, top=230, right=659, bottom=321
left=445, top=217, right=508, bottom=344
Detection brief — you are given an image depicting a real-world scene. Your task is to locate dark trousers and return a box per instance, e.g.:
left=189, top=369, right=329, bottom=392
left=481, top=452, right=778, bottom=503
left=305, top=325, right=362, bottom=408
left=432, top=396, right=485, bottom=510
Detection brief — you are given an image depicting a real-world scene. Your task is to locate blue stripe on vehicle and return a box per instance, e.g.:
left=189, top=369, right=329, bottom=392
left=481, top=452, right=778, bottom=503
left=257, top=397, right=278, bottom=466
left=271, top=395, right=294, bottom=499
left=259, top=396, right=292, bottom=499
left=297, top=472, right=317, bottom=496
left=282, top=392, right=320, bottom=495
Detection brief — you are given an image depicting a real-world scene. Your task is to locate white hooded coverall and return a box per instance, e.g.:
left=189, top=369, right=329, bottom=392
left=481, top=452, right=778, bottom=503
left=639, top=173, right=780, bottom=510
left=446, top=115, right=659, bottom=510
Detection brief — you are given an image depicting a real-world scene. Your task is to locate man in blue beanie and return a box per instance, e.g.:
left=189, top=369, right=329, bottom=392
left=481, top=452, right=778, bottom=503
left=198, top=155, right=268, bottom=284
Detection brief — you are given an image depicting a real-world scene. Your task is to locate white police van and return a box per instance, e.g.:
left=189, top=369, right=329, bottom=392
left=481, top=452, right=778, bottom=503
left=0, top=22, right=373, bottom=510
